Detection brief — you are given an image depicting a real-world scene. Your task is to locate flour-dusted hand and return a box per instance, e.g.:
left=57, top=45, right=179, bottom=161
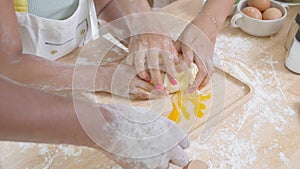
left=94, top=104, right=191, bottom=169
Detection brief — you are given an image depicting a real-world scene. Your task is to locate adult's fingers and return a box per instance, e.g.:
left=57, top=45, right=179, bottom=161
left=197, top=74, right=210, bottom=90
left=136, top=79, right=154, bottom=92
left=161, top=50, right=178, bottom=86
left=189, top=54, right=208, bottom=93
left=129, top=88, right=151, bottom=100
left=175, top=60, right=190, bottom=73
left=197, top=57, right=214, bottom=90
left=170, top=42, right=180, bottom=64
left=134, top=50, right=151, bottom=82
left=126, top=37, right=138, bottom=65
left=147, top=49, right=164, bottom=92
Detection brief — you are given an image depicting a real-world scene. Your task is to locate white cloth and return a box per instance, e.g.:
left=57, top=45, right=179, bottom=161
left=16, top=0, right=99, bottom=60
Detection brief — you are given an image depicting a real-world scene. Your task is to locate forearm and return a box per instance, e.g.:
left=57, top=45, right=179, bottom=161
left=114, top=0, right=161, bottom=34
left=193, top=0, right=235, bottom=43
left=0, top=75, right=96, bottom=147
left=201, top=0, right=236, bottom=28
left=114, top=0, right=152, bottom=15
left=0, top=54, right=71, bottom=89
left=0, top=53, right=108, bottom=91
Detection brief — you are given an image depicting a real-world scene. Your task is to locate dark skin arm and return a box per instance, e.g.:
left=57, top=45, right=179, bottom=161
left=0, top=74, right=191, bottom=169
left=0, top=75, right=96, bottom=147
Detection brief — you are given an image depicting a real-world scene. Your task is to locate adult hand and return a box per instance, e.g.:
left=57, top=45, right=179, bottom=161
left=175, top=20, right=215, bottom=93
left=126, top=33, right=179, bottom=94
left=113, top=0, right=179, bottom=94
left=95, top=60, right=160, bottom=100
left=95, top=104, right=191, bottom=169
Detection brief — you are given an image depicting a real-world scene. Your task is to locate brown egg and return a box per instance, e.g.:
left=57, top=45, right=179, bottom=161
left=242, top=7, right=262, bottom=20
left=263, top=8, right=282, bottom=20
left=248, top=0, right=271, bottom=12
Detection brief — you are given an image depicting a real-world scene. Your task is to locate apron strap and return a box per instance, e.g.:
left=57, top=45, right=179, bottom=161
left=14, top=0, right=28, bottom=13
left=87, top=0, right=99, bottom=40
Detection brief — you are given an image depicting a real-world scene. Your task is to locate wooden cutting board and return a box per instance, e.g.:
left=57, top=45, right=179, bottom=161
left=58, top=46, right=254, bottom=141
left=57, top=0, right=253, bottom=137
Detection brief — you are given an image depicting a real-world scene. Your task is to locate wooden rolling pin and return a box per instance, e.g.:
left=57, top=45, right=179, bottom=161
left=183, top=160, right=208, bottom=169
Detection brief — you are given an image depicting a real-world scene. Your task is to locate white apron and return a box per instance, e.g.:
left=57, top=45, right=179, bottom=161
left=15, top=0, right=99, bottom=60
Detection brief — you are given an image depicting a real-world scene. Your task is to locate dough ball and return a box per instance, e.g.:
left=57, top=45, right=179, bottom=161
left=164, top=63, right=198, bottom=93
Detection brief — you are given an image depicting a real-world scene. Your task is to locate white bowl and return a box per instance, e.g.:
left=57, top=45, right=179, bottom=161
left=229, top=4, right=238, bottom=16
left=231, top=0, right=288, bottom=36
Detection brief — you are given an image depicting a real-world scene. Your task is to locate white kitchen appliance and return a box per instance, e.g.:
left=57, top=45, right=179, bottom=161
left=285, top=11, right=300, bottom=74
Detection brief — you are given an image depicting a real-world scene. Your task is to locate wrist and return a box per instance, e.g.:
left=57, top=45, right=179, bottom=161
left=199, top=10, right=220, bottom=31
left=192, top=13, right=218, bottom=45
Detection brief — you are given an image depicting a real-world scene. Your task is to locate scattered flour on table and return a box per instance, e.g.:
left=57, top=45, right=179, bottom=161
left=38, top=146, right=88, bottom=169
left=58, top=145, right=82, bottom=157
left=111, top=165, right=123, bottom=169
left=18, top=143, right=85, bottom=169
left=38, top=144, right=49, bottom=155
left=279, top=152, right=289, bottom=166
left=17, top=33, right=298, bottom=169
left=181, top=33, right=297, bottom=169
left=19, top=142, right=35, bottom=153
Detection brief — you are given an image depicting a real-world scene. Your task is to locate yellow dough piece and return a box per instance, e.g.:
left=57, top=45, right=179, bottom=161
left=164, top=63, right=198, bottom=93
left=168, top=91, right=211, bottom=123
left=165, top=64, right=212, bottom=123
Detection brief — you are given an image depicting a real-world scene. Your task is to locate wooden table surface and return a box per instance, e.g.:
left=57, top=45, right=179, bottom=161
left=0, top=2, right=300, bottom=169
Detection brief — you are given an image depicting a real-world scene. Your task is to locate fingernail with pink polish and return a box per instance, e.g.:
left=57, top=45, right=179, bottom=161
left=171, top=79, right=178, bottom=85
left=145, top=77, right=151, bottom=82
left=156, top=85, right=164, bottom=92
